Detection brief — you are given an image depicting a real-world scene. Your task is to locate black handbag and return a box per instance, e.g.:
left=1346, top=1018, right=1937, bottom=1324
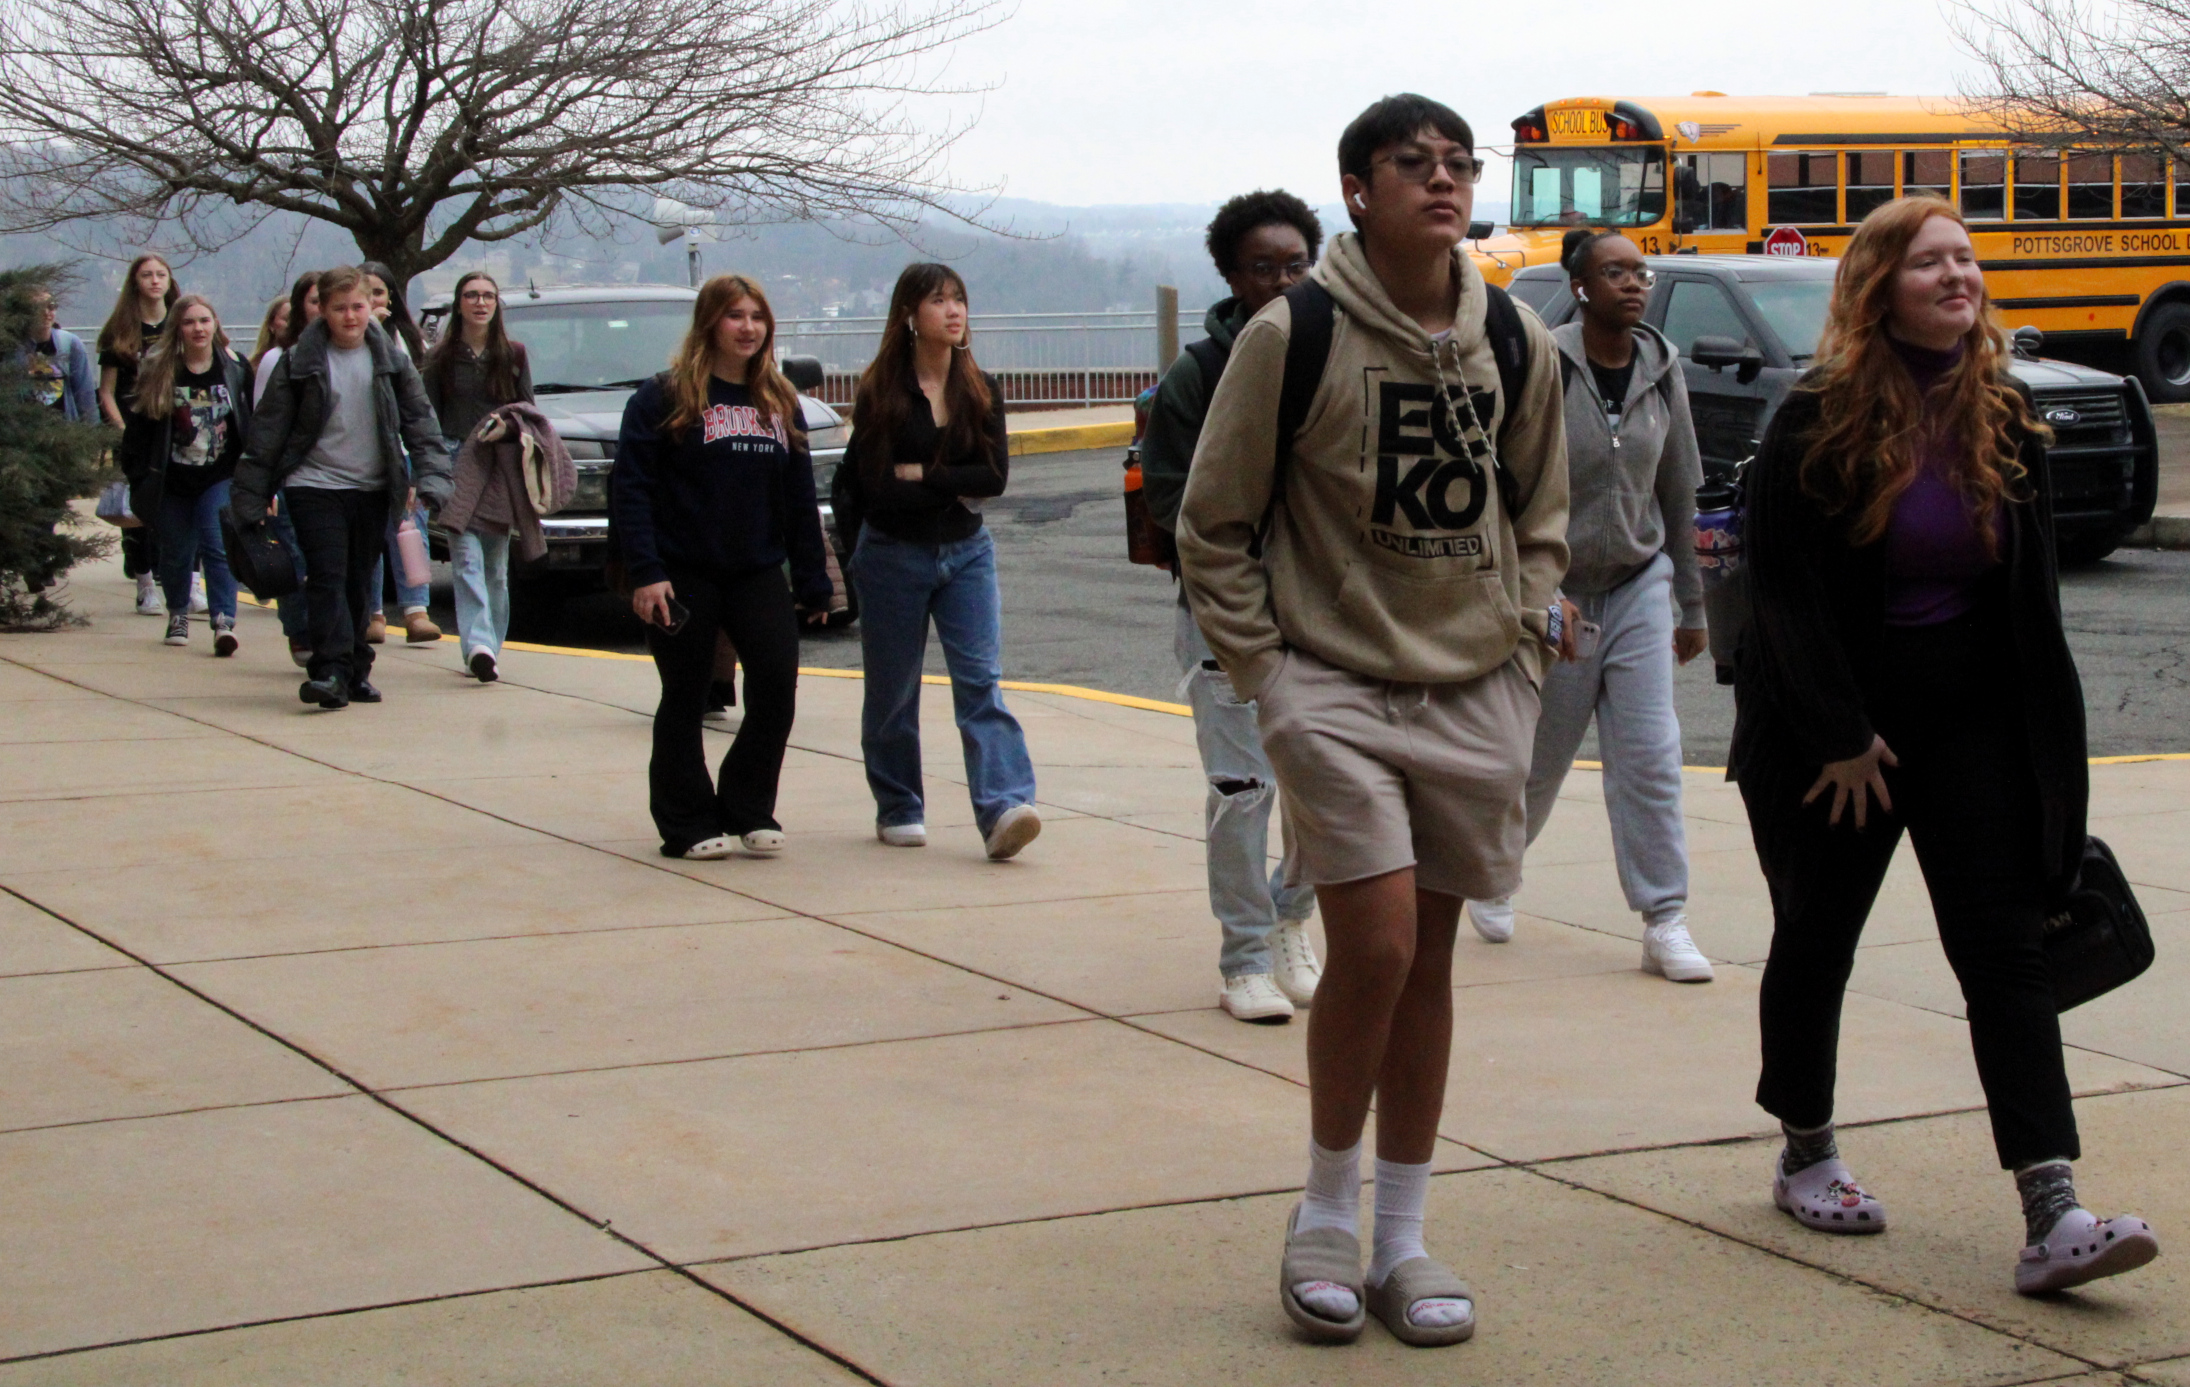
left=220, top=507, right=301, bottom=602
left=2045, top=836, right=2155, bottom=1012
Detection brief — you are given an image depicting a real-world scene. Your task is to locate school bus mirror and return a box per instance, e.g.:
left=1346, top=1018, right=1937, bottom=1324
left=1467, top=220, right=1495, bottom=241
left=1672, top=212, right=1697, bottom=235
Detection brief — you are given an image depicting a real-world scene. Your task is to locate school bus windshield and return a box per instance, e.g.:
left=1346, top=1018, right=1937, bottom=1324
left=1511, top=146, right=1667, bottom=227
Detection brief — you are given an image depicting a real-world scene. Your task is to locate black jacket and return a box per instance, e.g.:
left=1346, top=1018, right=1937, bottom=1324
left=229, top=319, right=453, bottom=522
left=609, top=374, right=831, bottom=606
left=119, top=347, right=254, bottom=510
left=832, top=372, right=1009, bottom=545
left=1729, top=380, right=2089, bottom=890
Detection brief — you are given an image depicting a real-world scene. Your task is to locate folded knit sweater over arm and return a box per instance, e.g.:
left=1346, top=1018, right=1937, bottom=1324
left=610, top=374, right=831, bottom=605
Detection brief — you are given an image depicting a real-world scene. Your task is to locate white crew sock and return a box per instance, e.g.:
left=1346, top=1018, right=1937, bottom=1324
left=1291, top=1139, right=1362, bottom=1322
left=1297, top=1139, right=1361, bottom=1236
left=1369, top=1158, right=1470, bottom=1329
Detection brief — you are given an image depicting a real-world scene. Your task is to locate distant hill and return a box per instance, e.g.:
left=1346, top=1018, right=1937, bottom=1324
left=12, top=197, right=1513, bottom=330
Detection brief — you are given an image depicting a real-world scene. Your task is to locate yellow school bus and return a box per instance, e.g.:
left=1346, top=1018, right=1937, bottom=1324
left=1468, top=94, right=2190, bottom=399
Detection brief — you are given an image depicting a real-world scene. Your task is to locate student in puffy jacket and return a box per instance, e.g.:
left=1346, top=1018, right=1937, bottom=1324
left=118, top=295, right=252, bottom=655
left=832, top=262, right=1040, bottom=862
left=1465, top=228, right=1715, bottom=983
left=612, top=273, right=831, bottom=862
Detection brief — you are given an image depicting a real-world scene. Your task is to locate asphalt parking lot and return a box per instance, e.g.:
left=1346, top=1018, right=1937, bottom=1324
left=500, top=443, right=2190, bottom=764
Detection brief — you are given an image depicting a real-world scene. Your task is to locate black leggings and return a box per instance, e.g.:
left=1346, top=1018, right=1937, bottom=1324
left=645, top=564, right=800, bottom=852
left=1741, top=606, right=2078, bottom=1169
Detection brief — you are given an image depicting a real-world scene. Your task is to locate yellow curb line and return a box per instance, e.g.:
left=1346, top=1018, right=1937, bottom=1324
left=1007, top=420, right=1135, bottom=456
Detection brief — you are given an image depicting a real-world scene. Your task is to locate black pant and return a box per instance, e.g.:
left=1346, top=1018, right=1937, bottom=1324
left=646, top=564, right=800, bottom=852
left=121, top=523, right=158, bottom=580
left=287, top=487, right=390, bottom=687
left=1742, top=605, right=2078, bottom=1169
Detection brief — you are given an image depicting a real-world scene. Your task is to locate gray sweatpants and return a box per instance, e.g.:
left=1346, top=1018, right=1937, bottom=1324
left=1524, top=551, right=1689, bottom=925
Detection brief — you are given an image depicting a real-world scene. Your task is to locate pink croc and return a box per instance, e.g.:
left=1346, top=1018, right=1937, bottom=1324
left=1774, top=1156, right=1887, bottom=1234
left=2016, top=1210, right=2159, bottom=1295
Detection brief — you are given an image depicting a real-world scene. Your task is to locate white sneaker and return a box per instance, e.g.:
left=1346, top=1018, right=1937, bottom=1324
left=135, top=575, right=161, bottom=615
left=1468, top=896, right=1515, bottom=943
left=877, top=822, right=928, bottom=847
left=1642, top=917, right=1715, bottom=982
left=741, top=829, right=786, bottom=856
left=1271, top=918, right=1322, bottom=1007
left=1220, top=971, right=1294, bottom=1024
left=984, top=804, right=1041, bottom=860
left=188, top=572, right=208, bottom=614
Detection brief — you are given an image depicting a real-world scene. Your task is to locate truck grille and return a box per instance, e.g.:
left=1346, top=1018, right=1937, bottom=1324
left=2032, top=387, right=2138, bottom=519
left=2034, top=391, right=2130, bottom=449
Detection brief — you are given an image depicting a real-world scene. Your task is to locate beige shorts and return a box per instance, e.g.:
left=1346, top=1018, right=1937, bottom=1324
left=1255, top=646, right=1539, bottom=901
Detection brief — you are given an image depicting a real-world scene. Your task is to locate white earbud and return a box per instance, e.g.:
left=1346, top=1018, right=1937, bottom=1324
left=1577, top=287, right=1590, bottom=303
left=1351, top=192, right=1366, bottom=210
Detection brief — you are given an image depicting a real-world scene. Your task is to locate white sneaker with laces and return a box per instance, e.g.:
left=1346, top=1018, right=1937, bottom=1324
left=1220, top=971, right=1294, bottom=1024
left=877, top=822, right=928, bottom=847
left=1468, top=896, right=1515, bottom=943
left=135, top=574, right=162, bottom=615
left=188, top=572, right=208, bottom=614
left=1642, top=917, right=1714, bottom=982
left=1271, top=918, right=1322, bottom=1007
left=741, top=829, right=786, bottom=855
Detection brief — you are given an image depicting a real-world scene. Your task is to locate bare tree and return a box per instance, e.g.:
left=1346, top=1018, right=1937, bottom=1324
left=1952, top=0, right=2190, bottom=162
left=0, top=0, right=1004, bottom=285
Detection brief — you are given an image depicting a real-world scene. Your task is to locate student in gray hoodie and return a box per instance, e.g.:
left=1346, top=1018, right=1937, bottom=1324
left=1466, top=229, right=1714, bottom=982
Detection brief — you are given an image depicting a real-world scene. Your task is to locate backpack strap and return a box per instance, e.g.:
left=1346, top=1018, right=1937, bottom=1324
left=1252, top=280, right=1335, bottom=555
left=1181, top=336, right=1229, bottom=410
left=1478, top=282, right=1533, bottom=520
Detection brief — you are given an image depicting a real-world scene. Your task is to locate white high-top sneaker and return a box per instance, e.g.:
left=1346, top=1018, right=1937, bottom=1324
left=1641, top=916, right=1714, bottom=982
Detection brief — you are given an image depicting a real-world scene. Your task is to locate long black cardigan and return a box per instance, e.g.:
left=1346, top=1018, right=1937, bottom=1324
left=1728, top=380, right=2089, bottom=894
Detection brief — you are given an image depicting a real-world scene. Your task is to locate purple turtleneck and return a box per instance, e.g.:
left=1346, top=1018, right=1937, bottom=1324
left=1882, top=336, right=2003, bottom=627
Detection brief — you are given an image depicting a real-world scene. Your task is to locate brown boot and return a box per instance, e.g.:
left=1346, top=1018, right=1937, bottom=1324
left=404, top=609, right=443, bottom=643
left=364, top=611, right=387, bottom=644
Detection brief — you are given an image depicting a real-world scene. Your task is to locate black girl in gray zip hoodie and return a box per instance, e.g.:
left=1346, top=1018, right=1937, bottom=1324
left=1465, top=229, right=1715, bottom=986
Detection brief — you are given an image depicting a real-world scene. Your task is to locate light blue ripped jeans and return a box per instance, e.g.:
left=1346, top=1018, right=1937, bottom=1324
left=1176, top=601, right=1315, bottom=978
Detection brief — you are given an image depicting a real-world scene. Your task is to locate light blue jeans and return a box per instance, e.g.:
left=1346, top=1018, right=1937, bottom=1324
left=1176, top=602, right=1315, bottom=978
left=1524, top=550, right=1689, bottom=925
left=450, top=529, right=511, bottom=661
left=851, top=526, right=1036, bottom=837
left=369, top=498, right=432, bottom=615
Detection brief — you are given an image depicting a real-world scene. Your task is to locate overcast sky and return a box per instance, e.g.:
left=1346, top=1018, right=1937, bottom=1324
left=932, top=0, right=2018, bottom=210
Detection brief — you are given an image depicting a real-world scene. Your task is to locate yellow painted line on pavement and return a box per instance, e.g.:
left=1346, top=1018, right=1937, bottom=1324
left=1007, top=420, right=1135, bottom=456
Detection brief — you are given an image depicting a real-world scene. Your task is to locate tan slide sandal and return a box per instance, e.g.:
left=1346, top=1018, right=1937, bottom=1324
left=1278, top=1204, right=1366, bottom=1343
left=1367, top=1256, right=1476, bottom=1347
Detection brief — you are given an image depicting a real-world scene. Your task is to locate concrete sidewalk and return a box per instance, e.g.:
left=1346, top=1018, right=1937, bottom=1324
left=3, top=556, right=2187, bottom=1385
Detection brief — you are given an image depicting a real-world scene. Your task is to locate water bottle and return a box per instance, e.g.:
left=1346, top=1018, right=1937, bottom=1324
left=394, top=514, right=433, bottom=590
left=1693, top=474, right=1743, bottom=590
left=1123, top=453, right=1169, bottom=567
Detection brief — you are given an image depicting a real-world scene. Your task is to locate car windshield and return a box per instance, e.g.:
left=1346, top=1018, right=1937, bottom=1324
left=499, top=300, right=690, bottom=392
left=1510, top=146, right=1667, bottom=228
left=1744, top=279, right=1834, bottom=361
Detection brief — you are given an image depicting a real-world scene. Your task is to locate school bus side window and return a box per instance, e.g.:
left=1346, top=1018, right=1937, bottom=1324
left=2066, top=154, right=2113, bottom=219
left=1846, top=151, right=1896, bottom=221
left=2015, top=152, right=2061, bottom=220
left=1676, top=152, right=1748, bottom=231
left=2174, top=160, right=2189, bottom=219
left=1662, top=280, right=1752, bottom=358
left=1903, top=150, right=1951, bottom=202
left=1767, top=153, right=1837, bottom=225
left=2122, top=156, right=2166, bottom=218
left=1961, top=150, right=2006, bottom=220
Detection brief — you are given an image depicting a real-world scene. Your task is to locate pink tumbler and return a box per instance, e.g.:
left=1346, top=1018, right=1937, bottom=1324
left=394, top=516, right=433, bottom=590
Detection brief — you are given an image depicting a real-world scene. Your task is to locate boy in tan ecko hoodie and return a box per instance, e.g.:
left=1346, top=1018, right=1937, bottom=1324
left=1177, top=94, right=1570, bottom=1348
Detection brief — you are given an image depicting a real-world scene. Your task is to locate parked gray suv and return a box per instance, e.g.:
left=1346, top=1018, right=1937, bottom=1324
left=419, top=284, right=851, bottom=622
left=1506, top=255, right=2159, bottom=564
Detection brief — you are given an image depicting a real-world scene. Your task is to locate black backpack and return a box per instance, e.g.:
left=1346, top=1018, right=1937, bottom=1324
left=1257, top=277, right=1535, bottom=547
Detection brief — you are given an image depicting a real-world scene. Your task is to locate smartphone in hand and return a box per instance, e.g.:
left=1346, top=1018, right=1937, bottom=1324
left=654, top=598, right=691, bottom=635
left=1575, top=618, right=1603, bottom=659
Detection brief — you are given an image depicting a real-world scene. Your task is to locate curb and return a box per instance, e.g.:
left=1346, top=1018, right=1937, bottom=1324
left=1007, top=420, right=1135, bottom=456
left=2126, top=515, right=2190, bottom=549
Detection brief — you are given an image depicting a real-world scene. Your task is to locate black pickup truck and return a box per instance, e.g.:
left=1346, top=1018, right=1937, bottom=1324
left=1507, top=254, right=2159, bottom=564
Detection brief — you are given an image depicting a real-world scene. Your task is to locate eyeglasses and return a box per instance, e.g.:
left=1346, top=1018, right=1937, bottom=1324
left=1244, top=258, right=1312, bottom=285
left=1377, top=149, right=1485, bottom=186
left=1594, top=265, right=1657, bottom=288
left=459, top=289, right=499, bottom=303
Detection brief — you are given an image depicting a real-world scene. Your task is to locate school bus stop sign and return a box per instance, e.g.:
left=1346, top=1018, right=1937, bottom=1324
left=1763, top=226, right=1809, bottom=257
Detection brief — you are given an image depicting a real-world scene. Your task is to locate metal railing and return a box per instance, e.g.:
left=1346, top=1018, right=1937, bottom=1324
left=778, top=306, right=1211, bottom=409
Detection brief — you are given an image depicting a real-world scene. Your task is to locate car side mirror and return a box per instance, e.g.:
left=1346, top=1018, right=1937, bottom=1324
left=1466, top=220, right=1494, bottom=241
left=780, top=354, right=825, bottom=393
left=2011, top=325, right=2044, bottom=360
left=1690, top=335, right=1764, bottom=385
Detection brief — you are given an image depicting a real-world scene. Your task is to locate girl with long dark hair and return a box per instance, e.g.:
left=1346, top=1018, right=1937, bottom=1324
left=253, top=273, right=320, bottom=406
left=611, top=273, right=831, bottom=860
left=425, top=271, right=535, bottom=680
left=1735, top=196, right=2157, bottom=1292
left=119, top=295, right=252, bottom=654
left=97, top=253, right=180, bottom=615
left=834, top=263, right=1038, bottom=860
